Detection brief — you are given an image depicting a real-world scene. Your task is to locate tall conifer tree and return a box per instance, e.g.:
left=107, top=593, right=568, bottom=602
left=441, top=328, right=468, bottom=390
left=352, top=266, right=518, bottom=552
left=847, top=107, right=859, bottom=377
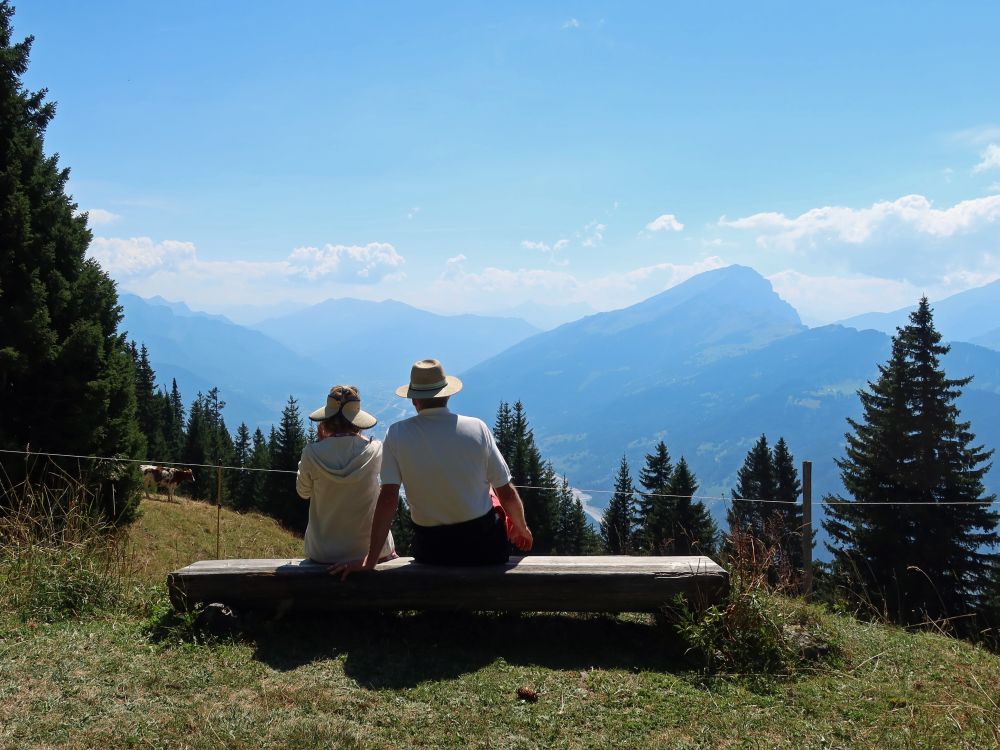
left=227, top=422, right=253, bottom=510
left=0, top=2, right=143, bottom=521
left=264, top=396, right=308, bottom=531
left=728, top=434, right=776, bottom=538
left=601, top=455, right=637, bottom=554
left=823, top=298, right=999, bottom=628
left=664, top=457, right=718, bottom=555
left=493, top=400, right=560, bottom=553
left=553, top=476, right=601, bottom=555
left=637, top=441, right=672, bottom=553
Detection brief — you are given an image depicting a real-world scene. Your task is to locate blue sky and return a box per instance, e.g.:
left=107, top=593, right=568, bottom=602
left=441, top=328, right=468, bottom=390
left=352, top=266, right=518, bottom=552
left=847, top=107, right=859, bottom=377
left=15, top=1, right=1000, bottom=325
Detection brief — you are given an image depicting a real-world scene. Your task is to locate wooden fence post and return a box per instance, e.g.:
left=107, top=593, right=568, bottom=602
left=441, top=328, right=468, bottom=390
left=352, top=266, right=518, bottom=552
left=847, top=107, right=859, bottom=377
left=801, top=460, right=813, bottom=600
left=216, top=463, right=223, bottom=560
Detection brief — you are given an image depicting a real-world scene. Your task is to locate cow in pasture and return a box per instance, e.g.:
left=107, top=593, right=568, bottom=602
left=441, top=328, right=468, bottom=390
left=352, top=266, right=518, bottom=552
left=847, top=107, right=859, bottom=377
left=140, top=464, right=195, bottom=502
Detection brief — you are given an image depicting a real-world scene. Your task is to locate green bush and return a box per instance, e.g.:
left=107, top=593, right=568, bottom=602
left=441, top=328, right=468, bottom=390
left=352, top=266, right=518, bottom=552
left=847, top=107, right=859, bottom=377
left=668, top=528, right=840, bottom=673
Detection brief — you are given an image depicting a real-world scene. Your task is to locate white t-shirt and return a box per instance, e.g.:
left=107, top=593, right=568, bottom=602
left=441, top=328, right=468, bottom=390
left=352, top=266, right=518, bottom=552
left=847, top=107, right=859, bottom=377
left=380, top=407, right=512, bottom=527
left=296, top=435, right=395, bottom=563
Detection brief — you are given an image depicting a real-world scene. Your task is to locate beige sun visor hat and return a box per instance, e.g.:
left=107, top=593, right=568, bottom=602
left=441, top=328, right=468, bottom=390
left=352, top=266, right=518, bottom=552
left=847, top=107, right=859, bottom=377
left=309, top=385, right=377, bottom=429
left=395, top=358, right=463, bottom=398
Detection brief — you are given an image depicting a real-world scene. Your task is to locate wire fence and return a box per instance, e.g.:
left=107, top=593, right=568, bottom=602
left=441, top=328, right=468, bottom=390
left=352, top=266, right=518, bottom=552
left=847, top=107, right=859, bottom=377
left=2, top=447, right=998, bottom=506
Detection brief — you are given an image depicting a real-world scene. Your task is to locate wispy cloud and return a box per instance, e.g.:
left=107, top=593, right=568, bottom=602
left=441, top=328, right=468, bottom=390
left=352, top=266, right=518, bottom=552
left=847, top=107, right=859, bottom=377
left=446, top=253, right=466, bottom=265
left=407, top=206, right=421, bottom=220
left=522, top=238, right=570, bottom=264
left=433, top=256, right=728, bottom=313
left=952, top=125, right=1000, bottom=146
left=645, top=213, right=684, bottom=232
left=579, top=221, right=605, bottom=247
left=973, top=144, right=1000, bottom=173
left=562, top=18, right=580, bottom=29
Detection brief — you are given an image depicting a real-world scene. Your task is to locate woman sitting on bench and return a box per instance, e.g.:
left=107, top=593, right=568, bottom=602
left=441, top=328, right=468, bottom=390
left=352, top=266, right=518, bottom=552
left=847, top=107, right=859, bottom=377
left=296, top=385, right=396, bottom=564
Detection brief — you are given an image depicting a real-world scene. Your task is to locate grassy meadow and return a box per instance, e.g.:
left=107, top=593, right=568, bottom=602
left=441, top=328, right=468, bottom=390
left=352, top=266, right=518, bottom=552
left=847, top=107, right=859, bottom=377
left=1, top=496, right=999, bottom=749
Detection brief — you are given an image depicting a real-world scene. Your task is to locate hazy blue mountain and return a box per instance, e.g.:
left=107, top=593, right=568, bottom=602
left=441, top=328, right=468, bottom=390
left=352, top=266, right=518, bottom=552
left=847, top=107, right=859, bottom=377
left=839, top=279, right=1000, bottom=343
left=144, top=295, right=233, bottom=324
left=250, top=298, right=540, bottom=388
left=119, top=294, right=325, bottom=431
left=459, top=264, right=805, bottom=421
left=970, top=327, right=1000, bottom=351
left=454, top=267, right=1000, bottom=540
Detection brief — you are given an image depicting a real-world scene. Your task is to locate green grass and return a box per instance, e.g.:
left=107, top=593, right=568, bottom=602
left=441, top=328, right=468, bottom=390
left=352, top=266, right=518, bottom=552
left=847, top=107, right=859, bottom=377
left=130, top=496, right=304, bottom=583
left=2, top=499, right=999, bottom=749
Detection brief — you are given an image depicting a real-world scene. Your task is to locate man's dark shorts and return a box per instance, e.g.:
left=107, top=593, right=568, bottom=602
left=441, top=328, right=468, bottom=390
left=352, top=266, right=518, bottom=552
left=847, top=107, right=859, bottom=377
left=411, top=507, right=510, bottom=565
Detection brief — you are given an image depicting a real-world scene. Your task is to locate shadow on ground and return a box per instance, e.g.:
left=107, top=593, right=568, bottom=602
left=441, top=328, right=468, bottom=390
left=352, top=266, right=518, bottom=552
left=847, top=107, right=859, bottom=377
left=247, top=610, right=690, bottom=689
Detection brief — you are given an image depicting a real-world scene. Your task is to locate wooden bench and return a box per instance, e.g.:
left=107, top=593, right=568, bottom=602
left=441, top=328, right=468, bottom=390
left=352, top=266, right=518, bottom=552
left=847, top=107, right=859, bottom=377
left=168, top=555, right=729, bottom=613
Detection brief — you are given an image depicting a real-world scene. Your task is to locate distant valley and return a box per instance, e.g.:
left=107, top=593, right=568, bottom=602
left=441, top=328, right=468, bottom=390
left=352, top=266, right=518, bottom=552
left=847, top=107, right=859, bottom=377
left=121, top=266, right=1000, bottom=541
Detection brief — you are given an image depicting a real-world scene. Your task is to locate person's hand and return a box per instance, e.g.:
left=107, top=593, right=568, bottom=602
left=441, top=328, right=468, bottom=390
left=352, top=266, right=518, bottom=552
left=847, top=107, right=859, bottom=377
left=509, top=524, right=533, bottom=552
left=327, top=557, right=371, bottom=581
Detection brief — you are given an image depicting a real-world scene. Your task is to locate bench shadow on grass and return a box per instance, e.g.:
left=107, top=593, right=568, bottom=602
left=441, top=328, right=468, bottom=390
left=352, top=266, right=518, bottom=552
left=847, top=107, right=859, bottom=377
left=249, top=610, right=689, bottom=690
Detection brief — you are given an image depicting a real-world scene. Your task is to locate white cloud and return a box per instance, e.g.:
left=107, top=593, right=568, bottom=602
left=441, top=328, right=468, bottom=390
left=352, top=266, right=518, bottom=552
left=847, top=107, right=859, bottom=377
left=446, top=253, right=467, bottom=265
left=287, top=243, right=404, bottom=282
left=87, top=236, right=407, bottom=308
left=973, top=144, right=1000, bottom=173
left=719, top=193, right=1000, bottom=291
left=645, top=213, right=684, bottom=232
left=562, top=18, right=580, bottom=29
left=407, top=206, right=421, bottom=219
left=78, top=208, right=121, bottom=225
left=989, top=182, right=1000, bottom=193
left=721, top=194, right=1000, bottom=248
left=88, top=237, right=197, bottom=276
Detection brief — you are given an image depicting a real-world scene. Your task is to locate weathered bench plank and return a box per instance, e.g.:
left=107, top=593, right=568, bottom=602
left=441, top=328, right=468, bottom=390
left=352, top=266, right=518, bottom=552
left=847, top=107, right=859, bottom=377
left=168, top=555, right=729, bottom=613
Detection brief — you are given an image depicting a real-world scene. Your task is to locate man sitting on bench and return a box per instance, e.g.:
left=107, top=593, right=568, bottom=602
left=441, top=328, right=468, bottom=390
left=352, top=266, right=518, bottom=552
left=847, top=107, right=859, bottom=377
left=332, top=358, right=532, bottom=578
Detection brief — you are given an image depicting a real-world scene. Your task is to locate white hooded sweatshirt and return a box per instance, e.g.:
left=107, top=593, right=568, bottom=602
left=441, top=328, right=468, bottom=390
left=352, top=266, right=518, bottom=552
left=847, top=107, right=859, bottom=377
left=296, top=435, right=395, bottom=563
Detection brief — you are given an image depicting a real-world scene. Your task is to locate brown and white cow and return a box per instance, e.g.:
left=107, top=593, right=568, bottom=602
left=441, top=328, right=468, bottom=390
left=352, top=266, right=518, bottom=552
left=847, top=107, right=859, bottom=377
left=140, top=465, right=195, bottom=502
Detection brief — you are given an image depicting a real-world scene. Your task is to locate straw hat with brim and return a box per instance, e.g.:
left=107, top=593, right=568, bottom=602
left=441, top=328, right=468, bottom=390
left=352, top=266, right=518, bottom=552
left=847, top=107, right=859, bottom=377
left=395, top=358, right=463, bottom=399
left=309, top=385, right=377, bottom=429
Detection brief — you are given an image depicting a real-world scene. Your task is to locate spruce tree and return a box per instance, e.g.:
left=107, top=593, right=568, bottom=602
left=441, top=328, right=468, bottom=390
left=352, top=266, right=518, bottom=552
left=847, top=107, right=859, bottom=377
left=246, top=427, right=270, bottom=511
left=493, top=401, right=560, bottom=553
left=772, top=437, right=805, bottom=569
left=227, top=422, right=253, bottom=510
left=264, top=396, right=308, bottom=531
left=0, top=3, right=143, bottom=522
left=493, top=401, right=514, bottom=459
left=664, top=457, right=718, bottom=556
left=554, top=475, right=601, bottom=554
left=823, top=298, right=999, bottom=629
left=636, top=441, right=672, bottom=553
left=728, top=434, right=776, bottom=538
left=601, top=455, right=637, bottom=554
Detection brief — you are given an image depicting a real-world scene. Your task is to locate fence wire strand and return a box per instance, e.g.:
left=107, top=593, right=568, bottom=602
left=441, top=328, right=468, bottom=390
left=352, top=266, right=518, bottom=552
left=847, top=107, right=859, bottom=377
left=2, top=447, right=997, bottom=506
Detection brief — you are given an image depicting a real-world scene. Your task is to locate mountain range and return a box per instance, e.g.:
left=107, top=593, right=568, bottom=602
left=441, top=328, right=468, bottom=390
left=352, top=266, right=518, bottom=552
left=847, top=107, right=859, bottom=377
left=120, top=267, right=1000, bottom=543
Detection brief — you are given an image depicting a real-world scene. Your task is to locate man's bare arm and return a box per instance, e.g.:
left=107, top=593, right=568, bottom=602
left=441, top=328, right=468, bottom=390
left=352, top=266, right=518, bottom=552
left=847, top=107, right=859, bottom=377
left=494, top=482, right=533, bottom=551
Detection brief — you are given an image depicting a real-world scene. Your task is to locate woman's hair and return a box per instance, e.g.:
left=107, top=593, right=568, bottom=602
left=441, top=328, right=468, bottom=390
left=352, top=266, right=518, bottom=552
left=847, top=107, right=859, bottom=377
left=320, top=413, right=361, bottom=435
